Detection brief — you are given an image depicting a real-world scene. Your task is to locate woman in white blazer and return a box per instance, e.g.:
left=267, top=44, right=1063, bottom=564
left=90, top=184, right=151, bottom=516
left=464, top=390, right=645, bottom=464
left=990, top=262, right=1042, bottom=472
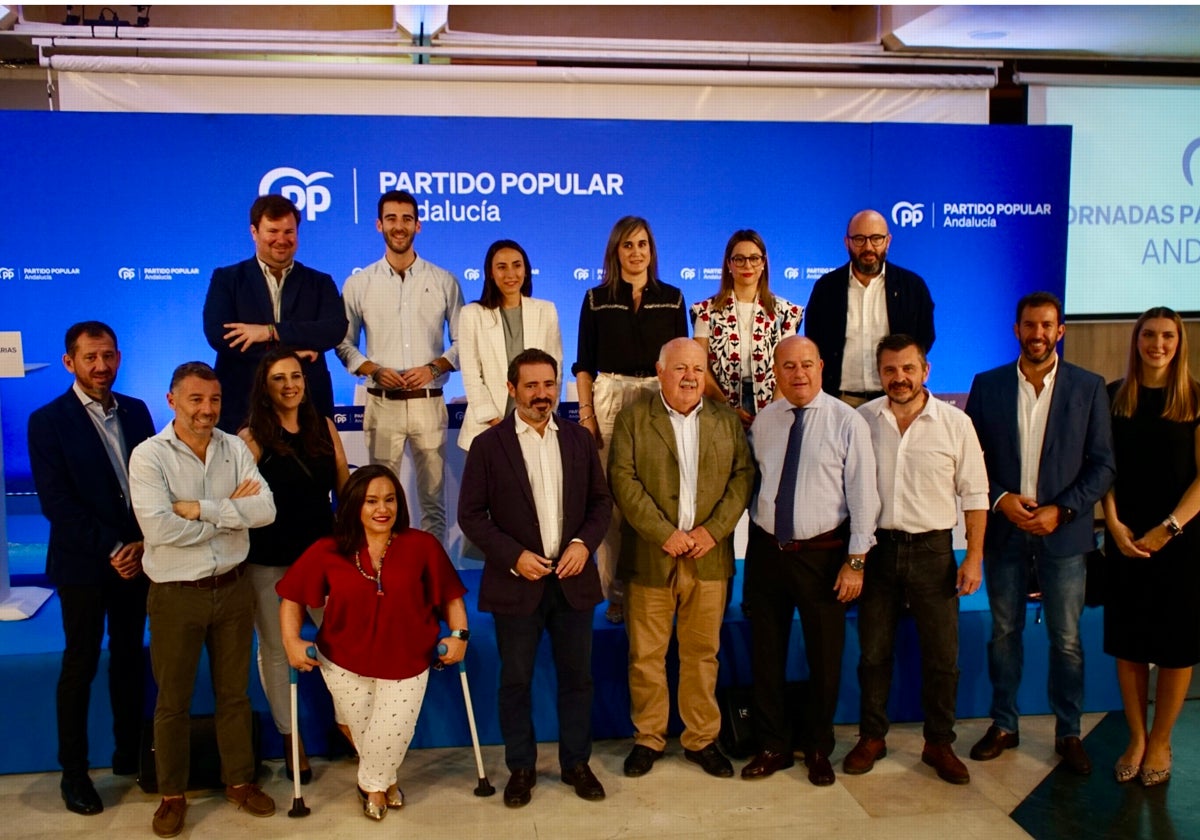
left=457, top=239, right=563, bottom=451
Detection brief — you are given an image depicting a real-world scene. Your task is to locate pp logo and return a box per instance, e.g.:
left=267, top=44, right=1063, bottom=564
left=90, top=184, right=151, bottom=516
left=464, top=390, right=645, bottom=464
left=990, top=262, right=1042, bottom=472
left=573, top=268, right=590, bottom=281
left=1184, top=137, right=1200, bottom=186
left=258, top=167, right=333, bottom=222
left=463, top=268, right=481, bottom=282
left=333, top=412, right=348, bottom=424
left=680, top=267, right=697, bottom=280
left=118, top=267, right=136, bottom=280
left=891, top=201, right=925, bottom=228
left=783, top=267, right=800, bottom=280
left=0, top=267, right=14, bottom=280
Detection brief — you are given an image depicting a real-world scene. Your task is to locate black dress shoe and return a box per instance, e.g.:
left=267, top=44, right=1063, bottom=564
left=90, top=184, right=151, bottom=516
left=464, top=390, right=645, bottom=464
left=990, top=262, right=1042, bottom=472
left=61, top=774, right=103, bottom=815
left=969, top=726, right=1020, bottom=761
left=504, top=767, right=536, bottom=808
left=561, top=763, right=605, bottom=801
left=623, top=744, right=665, bottom=777
left=741, top=749, right=795, bottom=779
left=684, top=743, right=734, bottom=778
left=1055, top=736, right=1093, bottom=776
left=285, top=766, right=313, bottom=785
left=111, top=750, right=140, bottom=777
left=804, top=751, right=836, bottom=787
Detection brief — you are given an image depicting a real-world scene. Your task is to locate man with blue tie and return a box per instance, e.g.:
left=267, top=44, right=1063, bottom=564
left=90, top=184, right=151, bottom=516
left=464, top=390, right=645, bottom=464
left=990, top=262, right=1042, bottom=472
left=28, top=321, right=156, bottom=815
left=964, top=291, right=1115, bottom=775
left=742, top=335, right=879, bottom=786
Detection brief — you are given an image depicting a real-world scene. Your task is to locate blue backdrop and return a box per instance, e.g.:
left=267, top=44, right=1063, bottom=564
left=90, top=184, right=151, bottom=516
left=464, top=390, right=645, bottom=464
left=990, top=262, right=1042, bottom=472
left=0, top=112, right=1071, bottom=489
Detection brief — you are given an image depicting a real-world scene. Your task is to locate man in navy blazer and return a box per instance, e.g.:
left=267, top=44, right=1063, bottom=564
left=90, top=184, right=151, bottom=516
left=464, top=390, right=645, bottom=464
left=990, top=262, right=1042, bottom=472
left=805, top=208, right=935, bottom=405
left=202, top=194, right=347, bottom=432
left=458, top=348, right=612, bottom=807
left=964, top=291, right=1115, bottom=775
left=28, top=321, right=157, bottom=815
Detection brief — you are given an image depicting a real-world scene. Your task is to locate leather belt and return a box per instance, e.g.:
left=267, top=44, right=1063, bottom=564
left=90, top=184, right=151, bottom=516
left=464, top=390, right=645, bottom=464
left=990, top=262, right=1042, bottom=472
left=367, top=387, right=444, bottom=400
left=761, top=522, right=849, bottom=553
left=876, top=528, right=951, bottom=544
left=600, top=370, right=656, bottom=379
left=171, top=563, right=246, bottom=590
left=840, top=390, right=884, bottom=400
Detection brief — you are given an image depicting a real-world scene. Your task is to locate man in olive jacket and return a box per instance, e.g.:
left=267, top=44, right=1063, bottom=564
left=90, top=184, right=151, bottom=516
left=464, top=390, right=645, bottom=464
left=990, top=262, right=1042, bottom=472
left=608, top=338, right=755, bottom=780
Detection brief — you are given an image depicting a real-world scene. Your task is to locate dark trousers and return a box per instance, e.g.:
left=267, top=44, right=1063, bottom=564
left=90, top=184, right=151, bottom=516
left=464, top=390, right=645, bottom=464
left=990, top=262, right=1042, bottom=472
left=56, top=573, right=149, bottom=776
left=147, top=573, right=256, bottom=795
left=857, top=530, right=959, bottom=744
left=492, top=576, right=594, bottom=772
left=745, top=524, right=846, bottom=756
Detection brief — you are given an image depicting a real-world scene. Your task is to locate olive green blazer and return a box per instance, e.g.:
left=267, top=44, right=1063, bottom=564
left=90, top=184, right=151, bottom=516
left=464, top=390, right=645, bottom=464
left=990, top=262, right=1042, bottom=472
left=607, top=392, right=754, bottom=585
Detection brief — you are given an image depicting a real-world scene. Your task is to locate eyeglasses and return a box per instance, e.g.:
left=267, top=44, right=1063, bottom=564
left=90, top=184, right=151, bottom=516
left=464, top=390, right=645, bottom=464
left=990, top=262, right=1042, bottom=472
left=729, top=254, right=764, bottom=267
left=847, top=234, right=888, bottom=248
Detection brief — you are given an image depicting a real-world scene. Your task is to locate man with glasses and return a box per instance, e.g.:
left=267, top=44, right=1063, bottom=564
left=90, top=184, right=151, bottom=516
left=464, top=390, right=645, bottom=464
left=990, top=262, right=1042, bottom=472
left=805, top=209, right=935, bottom=407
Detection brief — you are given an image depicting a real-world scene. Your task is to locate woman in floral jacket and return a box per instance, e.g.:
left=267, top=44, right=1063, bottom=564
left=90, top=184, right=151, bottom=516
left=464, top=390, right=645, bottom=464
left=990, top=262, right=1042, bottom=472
left=691, top=229, right=803, bottom=429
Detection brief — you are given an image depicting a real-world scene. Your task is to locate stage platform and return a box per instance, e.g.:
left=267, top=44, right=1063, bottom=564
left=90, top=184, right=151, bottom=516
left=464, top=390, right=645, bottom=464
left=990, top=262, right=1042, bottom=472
left=1, top=538, right=1122, bottom=776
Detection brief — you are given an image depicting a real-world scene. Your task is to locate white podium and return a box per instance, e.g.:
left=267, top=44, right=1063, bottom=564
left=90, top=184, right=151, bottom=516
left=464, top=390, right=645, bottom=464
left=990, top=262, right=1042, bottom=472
left=0, top=331, right=52, bottom=620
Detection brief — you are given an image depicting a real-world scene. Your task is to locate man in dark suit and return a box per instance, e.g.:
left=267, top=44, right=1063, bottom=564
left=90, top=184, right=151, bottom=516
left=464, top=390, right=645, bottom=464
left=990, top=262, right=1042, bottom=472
left=458, top=348, right=612, bottom=807
left=804, top=208, right=935, bottom=406
left=28, top=320, right=157, bottom=816
left=964, top=291, right=1115, bottom=775
left=202, top=194, right=347, bottom=432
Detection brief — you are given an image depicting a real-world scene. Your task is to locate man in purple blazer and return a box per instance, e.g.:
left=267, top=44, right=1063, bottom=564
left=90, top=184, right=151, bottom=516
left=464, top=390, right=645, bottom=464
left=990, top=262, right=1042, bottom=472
left=458, top=348, right=612, bottom=808
left=202, top=194, right=347, bottom=432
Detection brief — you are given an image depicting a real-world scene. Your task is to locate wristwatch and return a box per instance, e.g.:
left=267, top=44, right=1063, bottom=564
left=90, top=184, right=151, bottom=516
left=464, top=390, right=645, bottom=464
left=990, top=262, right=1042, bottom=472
left=451, top=628, right=471, bottom=642
left=1164, top=515, right=1183, bottom=538
left=847, top=556, right=865, bottom=572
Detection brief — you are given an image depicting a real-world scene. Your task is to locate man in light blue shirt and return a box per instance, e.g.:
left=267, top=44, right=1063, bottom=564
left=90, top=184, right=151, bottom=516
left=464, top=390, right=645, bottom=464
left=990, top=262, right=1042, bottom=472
left=337, top=189, right=464, bottom=542
left=129, top=362, right=276, bottom=838
left=741, top=335, right=879, bottom=787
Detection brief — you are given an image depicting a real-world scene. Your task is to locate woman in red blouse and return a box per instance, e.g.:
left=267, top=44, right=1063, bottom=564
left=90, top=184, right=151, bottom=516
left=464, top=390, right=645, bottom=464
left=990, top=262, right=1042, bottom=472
left=278, top=464, right=468, bottom=820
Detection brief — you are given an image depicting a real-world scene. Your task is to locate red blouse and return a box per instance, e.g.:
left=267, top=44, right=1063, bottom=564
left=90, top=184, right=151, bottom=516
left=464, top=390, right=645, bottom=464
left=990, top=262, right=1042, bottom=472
left=276, top=529, right=467, bottom=680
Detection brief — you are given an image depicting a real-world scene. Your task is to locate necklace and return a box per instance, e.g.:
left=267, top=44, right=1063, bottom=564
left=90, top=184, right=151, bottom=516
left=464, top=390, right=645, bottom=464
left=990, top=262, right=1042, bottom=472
left=354, top=534, right=392, bottom=596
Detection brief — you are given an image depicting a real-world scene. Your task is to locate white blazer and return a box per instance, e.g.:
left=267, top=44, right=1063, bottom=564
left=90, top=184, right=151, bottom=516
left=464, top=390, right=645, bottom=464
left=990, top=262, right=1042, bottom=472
left=457, top=296, right=563, bottom=451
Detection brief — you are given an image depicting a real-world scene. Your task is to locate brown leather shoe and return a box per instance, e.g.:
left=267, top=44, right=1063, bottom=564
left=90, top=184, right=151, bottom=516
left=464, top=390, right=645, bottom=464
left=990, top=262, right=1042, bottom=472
left=504, top=767, right=536, bottom=807
left=225, top=783, right=275, bottom=817
left=805, top=751, right=836, bottom=787
left=842, top=736, right=887, bottom=775
left=741, top=749, right=794, bottom=779
left=921, top=742, right=970, bottom=785
left=969, top=726, right=1019, bottom=761
left=561, top=763, right=606, bottom=801
left=152, top=797, right=187, bottom=838
left=1055, top=736, right=1093, bottom=776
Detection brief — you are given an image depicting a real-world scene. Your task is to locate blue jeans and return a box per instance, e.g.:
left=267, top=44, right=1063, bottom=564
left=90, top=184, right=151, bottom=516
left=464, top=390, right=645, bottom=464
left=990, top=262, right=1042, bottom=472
left=984, top=532, right=1086, bottom=738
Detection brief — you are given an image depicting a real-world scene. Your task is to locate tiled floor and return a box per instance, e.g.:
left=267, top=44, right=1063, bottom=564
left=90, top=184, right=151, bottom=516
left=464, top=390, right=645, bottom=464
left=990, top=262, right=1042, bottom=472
left=1, top=713, right=1103, bottom=840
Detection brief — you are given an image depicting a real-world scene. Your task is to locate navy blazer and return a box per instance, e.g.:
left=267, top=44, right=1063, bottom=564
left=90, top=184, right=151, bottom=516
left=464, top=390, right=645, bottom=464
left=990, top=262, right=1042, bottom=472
left=458, top=413, right=612, bottom=617
left=965, top=359, right=1116, bottom=557
left=804, top=261, right=935, bottom=395
left=28, top=388, right=156, bottom=586
left=202, top=257, right=347, bottom=432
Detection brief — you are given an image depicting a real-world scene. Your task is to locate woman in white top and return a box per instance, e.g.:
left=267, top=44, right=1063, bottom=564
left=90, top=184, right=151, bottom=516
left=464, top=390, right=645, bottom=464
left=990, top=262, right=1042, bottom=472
left=457, top=239, right=563, bottom=451
left=691, top=229, right=803, bottom=430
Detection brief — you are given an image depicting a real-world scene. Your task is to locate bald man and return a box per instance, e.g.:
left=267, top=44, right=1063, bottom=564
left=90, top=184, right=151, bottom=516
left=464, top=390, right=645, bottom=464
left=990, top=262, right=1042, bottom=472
left=804, top=209, right=935, bottom=407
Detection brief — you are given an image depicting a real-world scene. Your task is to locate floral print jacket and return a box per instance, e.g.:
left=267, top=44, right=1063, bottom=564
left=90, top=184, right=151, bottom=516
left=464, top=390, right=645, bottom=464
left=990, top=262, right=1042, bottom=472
left=691, top=294, right=803, bottom=412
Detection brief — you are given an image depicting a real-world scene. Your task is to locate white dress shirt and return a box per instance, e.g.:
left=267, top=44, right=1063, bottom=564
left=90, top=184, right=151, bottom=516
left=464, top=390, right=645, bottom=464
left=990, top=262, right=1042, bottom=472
left=337, top=254, right=464, bottom=386
left=749, top=389, right=880, bottom=556
left=662, top=393, right=702, bottom=532
left=129, top=424, right=276, bottom=583
left=73, top=382, right=131, bottom=506
left=860, top=391, right=990, bottom=532
left=514, top=411, right=565, bottom=560
left=1016, top=355, right=1059, bottom=499
left=257, top=258, right=294, bottom=322
left=840, top=265, right=890, bottom=392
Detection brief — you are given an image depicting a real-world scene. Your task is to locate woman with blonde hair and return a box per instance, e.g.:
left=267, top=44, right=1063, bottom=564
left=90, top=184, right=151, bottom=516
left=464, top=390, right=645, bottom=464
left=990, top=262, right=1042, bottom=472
left=1102, top=306, right=1200, bottom=787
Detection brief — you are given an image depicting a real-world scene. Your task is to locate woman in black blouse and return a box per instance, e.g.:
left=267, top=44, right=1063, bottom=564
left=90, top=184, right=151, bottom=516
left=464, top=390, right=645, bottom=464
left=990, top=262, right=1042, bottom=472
left=572, top=216, right=687, bottom=622
left=239, top=347, right=350, bottom=781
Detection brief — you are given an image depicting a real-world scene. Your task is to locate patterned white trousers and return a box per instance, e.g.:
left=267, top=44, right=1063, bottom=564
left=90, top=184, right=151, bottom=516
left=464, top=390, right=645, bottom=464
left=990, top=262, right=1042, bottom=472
left=319, top=653, right=429, bottom=792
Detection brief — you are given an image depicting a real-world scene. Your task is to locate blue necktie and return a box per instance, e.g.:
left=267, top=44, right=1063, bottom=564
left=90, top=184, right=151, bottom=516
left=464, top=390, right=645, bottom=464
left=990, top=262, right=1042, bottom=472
left=774, top=406, right=806, bottom=542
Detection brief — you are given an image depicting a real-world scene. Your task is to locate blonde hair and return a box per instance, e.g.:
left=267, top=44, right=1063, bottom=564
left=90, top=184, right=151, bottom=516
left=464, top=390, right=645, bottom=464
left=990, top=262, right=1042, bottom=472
left=1111, top=306, right=1200, bottom=422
